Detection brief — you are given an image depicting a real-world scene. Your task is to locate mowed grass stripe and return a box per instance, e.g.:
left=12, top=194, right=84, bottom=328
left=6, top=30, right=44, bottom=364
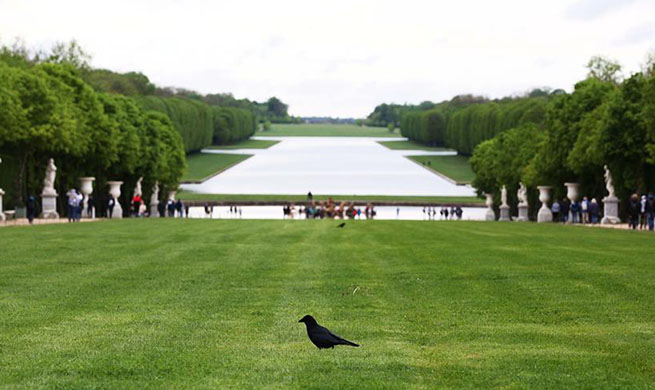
left=182, top=153, right=252, bottom=183
left=0, top=220, right=653, bottom=388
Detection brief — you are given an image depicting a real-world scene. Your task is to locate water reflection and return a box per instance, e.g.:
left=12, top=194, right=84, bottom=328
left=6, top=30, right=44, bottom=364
left=186, top=206, right=486, bottom=221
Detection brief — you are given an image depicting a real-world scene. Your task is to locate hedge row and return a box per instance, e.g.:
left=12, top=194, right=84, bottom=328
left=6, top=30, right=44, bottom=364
left=135, top=96, right=256, bottom=153
left=401, top=97, right=548, bottom=155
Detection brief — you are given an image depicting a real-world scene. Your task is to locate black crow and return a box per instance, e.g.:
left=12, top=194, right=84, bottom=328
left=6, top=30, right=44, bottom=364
left=337, top=222, right=346, bottom=228
left=298, top=315, right=359, bottom=349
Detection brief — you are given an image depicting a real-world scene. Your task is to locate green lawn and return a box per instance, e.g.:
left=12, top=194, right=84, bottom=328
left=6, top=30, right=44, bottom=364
left=378, top=140, right=451, bottom=151
left=409, top=155, right=475, bottom=184
left=1, top=220, right=653, bottom=388
left=204, top=139, right=279, bottom=150
left=176, top=192, right=484, bottom=205
left=182, top=153, right=252, bottom=183
left=260, top=123, right=401, bottom=137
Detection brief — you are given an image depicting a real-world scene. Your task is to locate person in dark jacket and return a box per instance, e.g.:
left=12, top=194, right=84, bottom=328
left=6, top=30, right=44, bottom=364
left=647, top=193, right=655, bottom=232
left=175, top=199, right=183, bottom=218
left=26, top=195, right=36, bottom=224
left=589, top=198, right=600, bottom=224
left=157, top=201, right=166, bottom=217
left=570, top=201, right=580, bottom=223
left=167, top=199, right=176, bottom=217
left=628, top=194, right=640, bottom=230
left=560, top=198, right=570, bottom=223
left=107, top=196, right=115, bottom=218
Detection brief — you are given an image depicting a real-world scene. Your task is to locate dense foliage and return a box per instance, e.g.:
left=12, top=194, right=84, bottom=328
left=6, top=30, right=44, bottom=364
left=470, top=59, right=655, bottom=216
left=0, top=51, right=185, bottom=212
left=134, top=96, right=214, bottom=153
left=400, top=96, right=548, bottom=154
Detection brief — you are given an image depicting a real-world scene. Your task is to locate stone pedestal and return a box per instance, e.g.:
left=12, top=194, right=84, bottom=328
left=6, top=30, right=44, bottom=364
left=107, top=181, right=123, bottom=219
left=601, top=196, right=620, bottom=225
left=0, top=188, right=5, bottom=221
left=79, top=177, right=95, bottom=219
left=484, top=193, right=495, bottom=221
left=499, top=205, right=510, bottom=221
left=537, top=186, right=552, bottom=223
left=517, top=204, right=529, bottom=221
left=150, top=202, right=159, bottom=217
left=40, top=193, right=59, bottom=219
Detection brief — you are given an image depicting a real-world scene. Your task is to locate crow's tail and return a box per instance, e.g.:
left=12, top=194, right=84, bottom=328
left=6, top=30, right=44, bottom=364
left=340, top=339, right=359, bottom=347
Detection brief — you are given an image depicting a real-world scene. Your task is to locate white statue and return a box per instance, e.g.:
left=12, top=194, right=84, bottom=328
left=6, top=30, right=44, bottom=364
left=604, top=165, right=615, bottom=199
left=518, top=182, right=528, bottom=206
left=501, top=185, right=508, bottom=207
left=42, top=158, right=57, bottom=196
left=134, top=177, right=143, bottom=197
left=150, top=181, right=159, bottom=205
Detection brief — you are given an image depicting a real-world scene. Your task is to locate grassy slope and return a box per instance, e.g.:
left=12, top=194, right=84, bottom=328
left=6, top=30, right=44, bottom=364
left=378, top=140, right=451, bottom=151
left=182, top=153, right=252, bottom=182
left=204, top=139, right=279, bottom=150
left=409, top=155, right=475, bottom=184
left=176, top=192, right=484, bottom=205
left=260, top=124, right=401, bottom=137
left=1, top=220, right=653, bottom=389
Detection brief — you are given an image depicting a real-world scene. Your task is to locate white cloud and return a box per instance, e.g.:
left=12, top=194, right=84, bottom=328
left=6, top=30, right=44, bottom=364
left=1, top=0, right=655, bottom=117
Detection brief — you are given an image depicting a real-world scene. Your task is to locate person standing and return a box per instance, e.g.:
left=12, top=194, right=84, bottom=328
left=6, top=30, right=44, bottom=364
left=560, top=198, right=570, bottom=223
left=552, top=200, right=560, bottom=222
left=581, top=197, right=589, bottom=224
left=87, top=195, right=95, bottom=218
left=107, top=195, right=115, bottom=218
left=184, top=203, right=190, bottom=218
left=67, top=189, right=77, bottom=222
left=589, top=198, right=599, bottom=224
left=647, top=193, right=655, bottom=232
left=628, top=194, right=640, bottom=230
left=175, top=199, right=183, bottom=218
left=26, top=195, right=36, bottom=224
left=640, top=195, right=647, bottom=230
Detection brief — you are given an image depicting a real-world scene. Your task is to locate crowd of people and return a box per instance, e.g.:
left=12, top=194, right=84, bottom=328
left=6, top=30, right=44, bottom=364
left=550, top=197, right=600, bottom=224
left=548, top=193, right=655, bottom=231
left=627, top=193, right=655, bottom=231
left=283, top=198, right=376, bottom=219
left=424, top=206, right=463, bottom=220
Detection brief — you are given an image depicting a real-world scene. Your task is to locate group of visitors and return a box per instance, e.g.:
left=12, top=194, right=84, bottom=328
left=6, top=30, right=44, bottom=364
left=285, top=198, right=376, bottom=219
left=628, top=193, right=655, bottom=231
left=424, top=206, right=463, bottom=220
left=66, top=189, right=84, bottom=222
left=551, top=197, right=600, bottom=224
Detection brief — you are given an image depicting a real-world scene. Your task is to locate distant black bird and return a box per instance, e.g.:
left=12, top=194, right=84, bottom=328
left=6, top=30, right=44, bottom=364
left=337, top=222, right=346, bottom=228
left=298, top=315, right=359, bottom=349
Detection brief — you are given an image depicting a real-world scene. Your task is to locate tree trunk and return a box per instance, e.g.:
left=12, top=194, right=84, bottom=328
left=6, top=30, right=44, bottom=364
left=13, top=151, right=28, bottom=207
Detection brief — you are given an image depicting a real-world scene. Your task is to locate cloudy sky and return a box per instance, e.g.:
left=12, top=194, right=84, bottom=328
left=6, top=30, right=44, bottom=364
left=1, top=0, right=654, bottom=117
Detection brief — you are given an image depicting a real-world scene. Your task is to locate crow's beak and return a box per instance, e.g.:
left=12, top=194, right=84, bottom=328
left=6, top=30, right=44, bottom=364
left=298, top=319, right=303, bottom=323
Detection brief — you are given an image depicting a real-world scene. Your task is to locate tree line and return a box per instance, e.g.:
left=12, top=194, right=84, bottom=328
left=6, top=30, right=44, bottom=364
left=0, top=48, right=185, bottom=212
left=399, top=92, right=551, bottom=155
left=472, top=58, right=655, bottom=215
left=0, top=40, right=287, bottom=213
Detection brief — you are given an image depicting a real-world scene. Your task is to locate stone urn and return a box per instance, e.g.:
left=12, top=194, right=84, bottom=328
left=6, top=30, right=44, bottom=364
left=537, top=186, right=552, bottom=223
left=79, top=177, right=95, bottom=219
left=107, top=181, right=123, bottom=219
left=485, top=193, right=495, bottom=221
left=564, top=182, right=579, bottom=223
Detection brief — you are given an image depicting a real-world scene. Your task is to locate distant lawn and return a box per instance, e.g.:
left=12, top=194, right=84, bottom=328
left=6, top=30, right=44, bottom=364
left=176, top=192, right=484, bottom=205
left=378, top=140, right=452, bottom=151
left=1, top=220, right=654, bottom=388
left=409, top=155, right=475, bottom=184
left=260, top=123, right=401, bottom=137
left=182, top=153, right=252, bottom=183
left=204, top=139, right=279, bottom=150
